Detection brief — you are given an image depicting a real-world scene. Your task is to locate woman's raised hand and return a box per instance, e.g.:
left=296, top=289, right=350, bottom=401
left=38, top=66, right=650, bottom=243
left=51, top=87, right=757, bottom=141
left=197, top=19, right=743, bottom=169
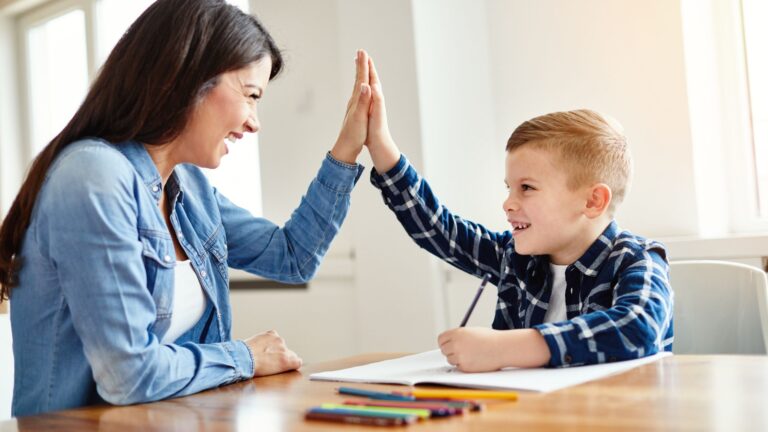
left=244, top=330, right=303, bottom=377
left=330, top=50, right=372, bottom=164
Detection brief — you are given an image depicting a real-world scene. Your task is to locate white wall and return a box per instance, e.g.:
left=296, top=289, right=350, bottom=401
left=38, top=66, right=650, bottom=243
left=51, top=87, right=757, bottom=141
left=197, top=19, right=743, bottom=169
left=412, top=0, right=698, bottom=238
left=231, top=0, right=445, bottom=362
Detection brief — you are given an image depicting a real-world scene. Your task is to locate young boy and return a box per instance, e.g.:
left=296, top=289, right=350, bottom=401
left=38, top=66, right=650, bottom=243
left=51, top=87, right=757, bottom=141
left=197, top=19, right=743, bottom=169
left=362, top=59, right=673, bottom=371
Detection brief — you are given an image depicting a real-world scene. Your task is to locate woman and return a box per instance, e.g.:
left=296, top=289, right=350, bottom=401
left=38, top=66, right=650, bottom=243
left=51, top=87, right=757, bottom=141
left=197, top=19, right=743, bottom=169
left=0, top=0, right=373, bottom=416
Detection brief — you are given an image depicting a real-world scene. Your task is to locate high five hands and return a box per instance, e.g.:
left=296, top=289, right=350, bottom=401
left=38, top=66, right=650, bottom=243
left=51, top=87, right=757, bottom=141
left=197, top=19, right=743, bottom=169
left=331, top=50, right=401, bottom=172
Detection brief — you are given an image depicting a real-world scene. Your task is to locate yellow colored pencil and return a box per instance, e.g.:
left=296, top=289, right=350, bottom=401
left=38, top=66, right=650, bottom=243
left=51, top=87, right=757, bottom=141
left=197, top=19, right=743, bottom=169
left=410, top=389, right=518, bottom=401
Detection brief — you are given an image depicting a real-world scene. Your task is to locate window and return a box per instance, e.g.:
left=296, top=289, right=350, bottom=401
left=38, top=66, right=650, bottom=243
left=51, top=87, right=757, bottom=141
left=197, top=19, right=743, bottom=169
left=15, top=0, right=262, bottom=216
left=20, top=3, right=89, bottom=157
left=741, top=0, right=768, bottom=218
left=681, top=0, right=768, bottom=235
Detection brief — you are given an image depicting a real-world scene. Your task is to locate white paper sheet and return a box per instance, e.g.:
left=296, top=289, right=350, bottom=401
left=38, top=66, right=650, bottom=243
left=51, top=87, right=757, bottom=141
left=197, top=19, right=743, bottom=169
left=310, top=349, right=671, bottom=392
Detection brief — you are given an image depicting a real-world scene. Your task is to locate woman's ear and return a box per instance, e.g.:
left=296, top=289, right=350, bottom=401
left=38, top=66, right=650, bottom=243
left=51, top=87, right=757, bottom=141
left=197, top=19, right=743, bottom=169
left=584, top=183, right=612, bottom=218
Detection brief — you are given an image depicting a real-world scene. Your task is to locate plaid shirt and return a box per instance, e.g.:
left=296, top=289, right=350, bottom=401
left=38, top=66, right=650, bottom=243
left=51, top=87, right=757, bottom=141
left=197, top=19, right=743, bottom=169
left=371, top=155, right=673, bottom=367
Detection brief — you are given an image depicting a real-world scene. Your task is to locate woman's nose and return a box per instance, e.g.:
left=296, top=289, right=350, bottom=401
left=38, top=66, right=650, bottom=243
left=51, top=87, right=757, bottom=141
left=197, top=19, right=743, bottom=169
left=245, top=114, right=260, bottom=134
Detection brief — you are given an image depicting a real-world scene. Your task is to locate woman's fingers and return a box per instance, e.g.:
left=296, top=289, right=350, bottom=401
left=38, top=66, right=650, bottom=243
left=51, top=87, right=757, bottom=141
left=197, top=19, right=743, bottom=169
left=354, top=84, right=371, bottom=118
left=347, top=50, right=370, bottom=111
left=357, top=50, right=370, bottom=89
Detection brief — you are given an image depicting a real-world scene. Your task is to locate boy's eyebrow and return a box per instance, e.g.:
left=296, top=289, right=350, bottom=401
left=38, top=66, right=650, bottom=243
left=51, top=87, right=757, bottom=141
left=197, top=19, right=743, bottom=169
left=514, top=176, right=539, bottom=184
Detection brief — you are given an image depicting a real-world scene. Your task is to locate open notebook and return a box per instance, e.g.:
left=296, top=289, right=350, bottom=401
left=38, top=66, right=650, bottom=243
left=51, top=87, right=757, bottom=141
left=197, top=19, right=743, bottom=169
left=310, top=349, right=671, bottom=393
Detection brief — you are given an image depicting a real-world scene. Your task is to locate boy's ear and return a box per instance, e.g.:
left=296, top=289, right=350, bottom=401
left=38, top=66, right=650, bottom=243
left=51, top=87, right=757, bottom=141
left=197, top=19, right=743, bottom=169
left=584, top=183, right=612, bottom=218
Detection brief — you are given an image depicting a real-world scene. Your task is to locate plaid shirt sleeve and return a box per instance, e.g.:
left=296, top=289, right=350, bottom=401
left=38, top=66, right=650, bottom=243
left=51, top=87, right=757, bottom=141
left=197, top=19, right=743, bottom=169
left=534, top=246, right=673, bottom=367
left=370, top=154, right=512, bottom=283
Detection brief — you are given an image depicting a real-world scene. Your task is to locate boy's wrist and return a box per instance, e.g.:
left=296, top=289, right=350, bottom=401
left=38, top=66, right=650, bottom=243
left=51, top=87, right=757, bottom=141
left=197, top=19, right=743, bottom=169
left=367, top=137, right=401, bottom=173
left=499, top=329, right=551, bottom=368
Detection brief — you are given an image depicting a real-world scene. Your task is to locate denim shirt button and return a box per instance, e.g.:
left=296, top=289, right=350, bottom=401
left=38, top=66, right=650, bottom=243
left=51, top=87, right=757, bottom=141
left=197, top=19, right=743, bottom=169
left=200, top=270, right=207, bottom=278
left=163, top=255, right=172, bottom=262
left=152, top=185, right=160, bottom=193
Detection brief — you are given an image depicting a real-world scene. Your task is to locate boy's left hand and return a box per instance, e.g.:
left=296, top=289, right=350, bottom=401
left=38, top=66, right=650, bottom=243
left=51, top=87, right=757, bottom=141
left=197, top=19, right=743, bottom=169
left=438, top=328, right=552, bottom=372
left=438, top=327, right=507, bottom=372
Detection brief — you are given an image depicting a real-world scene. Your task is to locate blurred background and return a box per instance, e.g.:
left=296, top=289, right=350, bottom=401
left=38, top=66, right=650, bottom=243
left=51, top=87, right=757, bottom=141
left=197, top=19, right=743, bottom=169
left=1, top=0, right=767, bottom=378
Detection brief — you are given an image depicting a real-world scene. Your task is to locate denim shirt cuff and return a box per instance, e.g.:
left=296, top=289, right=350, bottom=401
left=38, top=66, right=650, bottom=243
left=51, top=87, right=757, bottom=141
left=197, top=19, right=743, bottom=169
left=318, top=152, right=365, bottom=194
left=228, top=340, right=255, bottom=379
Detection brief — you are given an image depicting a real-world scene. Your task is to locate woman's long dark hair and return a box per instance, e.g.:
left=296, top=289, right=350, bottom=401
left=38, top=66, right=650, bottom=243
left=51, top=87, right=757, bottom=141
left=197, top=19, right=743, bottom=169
left=0, top=0, right=283, bottom=302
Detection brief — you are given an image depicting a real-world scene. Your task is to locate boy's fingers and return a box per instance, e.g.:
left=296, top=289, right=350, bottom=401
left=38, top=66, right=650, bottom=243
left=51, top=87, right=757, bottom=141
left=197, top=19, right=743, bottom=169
left=369, top=57, right=380, bottom=87
left=369, top=82, right=386, bottom=117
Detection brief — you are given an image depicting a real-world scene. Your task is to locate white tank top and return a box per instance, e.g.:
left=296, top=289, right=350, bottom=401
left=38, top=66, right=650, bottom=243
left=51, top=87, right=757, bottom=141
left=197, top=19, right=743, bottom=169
left=544, top=263, right=568, bottom=323
left=161, top=260, right=207, bottom=344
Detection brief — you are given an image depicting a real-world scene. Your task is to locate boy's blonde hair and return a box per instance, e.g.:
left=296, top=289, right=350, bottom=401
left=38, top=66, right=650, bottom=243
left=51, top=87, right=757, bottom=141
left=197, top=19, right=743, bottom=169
left=506, top=109, right=632, bottom=215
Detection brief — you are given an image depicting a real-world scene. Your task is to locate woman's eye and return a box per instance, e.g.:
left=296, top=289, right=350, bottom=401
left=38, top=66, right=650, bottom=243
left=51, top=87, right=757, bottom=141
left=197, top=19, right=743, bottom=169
left=521, top=184, right=534, bottom=191
left=249, top=93, right=260, bottom=101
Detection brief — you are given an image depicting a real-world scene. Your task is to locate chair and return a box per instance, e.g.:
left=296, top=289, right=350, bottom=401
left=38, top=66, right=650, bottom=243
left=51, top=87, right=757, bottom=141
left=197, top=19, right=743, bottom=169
left=669, top=260, right=768, bottom=354
left=0, top=310, right=13, bottom=420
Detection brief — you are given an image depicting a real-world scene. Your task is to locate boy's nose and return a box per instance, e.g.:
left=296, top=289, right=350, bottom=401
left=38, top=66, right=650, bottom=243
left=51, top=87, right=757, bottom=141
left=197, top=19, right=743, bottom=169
left=503, top=196, right=519, bottom=213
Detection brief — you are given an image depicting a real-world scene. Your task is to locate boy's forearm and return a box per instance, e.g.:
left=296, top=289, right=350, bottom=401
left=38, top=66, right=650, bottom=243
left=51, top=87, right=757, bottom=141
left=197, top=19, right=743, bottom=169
left=368, top=138, right=401, bottom=173
left=498, top=329, right=551, bottom=368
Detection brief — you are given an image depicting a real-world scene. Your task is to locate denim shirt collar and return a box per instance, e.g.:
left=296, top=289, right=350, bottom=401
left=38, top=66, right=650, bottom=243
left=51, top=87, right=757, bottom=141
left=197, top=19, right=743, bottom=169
left=114, top=140, right=165, bottom=203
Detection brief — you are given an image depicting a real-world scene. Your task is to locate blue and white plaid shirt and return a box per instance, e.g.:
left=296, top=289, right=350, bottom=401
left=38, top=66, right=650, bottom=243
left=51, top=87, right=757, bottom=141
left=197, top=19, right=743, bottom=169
left=371, top=155, right=673, bottom=367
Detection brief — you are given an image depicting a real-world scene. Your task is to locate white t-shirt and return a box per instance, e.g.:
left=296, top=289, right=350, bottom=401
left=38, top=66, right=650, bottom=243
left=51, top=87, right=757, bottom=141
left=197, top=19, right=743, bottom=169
left=544, top=263, right=568, bottom=323
left=161, top=260, right=207, bottom=344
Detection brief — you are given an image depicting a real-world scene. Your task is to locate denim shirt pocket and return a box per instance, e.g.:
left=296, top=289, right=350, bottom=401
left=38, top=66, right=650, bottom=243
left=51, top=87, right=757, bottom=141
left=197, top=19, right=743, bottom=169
left=204, top=227, right=229, bottom=283
left=139, top=232, right=175, bottom=332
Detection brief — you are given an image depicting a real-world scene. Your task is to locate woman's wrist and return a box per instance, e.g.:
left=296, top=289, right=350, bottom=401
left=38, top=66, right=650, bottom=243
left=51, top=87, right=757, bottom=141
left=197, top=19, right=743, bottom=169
left=329, top=142, right=361, bottom=165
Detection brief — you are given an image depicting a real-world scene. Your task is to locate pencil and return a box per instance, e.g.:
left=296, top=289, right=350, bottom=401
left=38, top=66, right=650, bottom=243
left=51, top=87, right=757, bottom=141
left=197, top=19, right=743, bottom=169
left=410, top=388, right=518, bottom=401
left=460, top=273, right=491, bottom=326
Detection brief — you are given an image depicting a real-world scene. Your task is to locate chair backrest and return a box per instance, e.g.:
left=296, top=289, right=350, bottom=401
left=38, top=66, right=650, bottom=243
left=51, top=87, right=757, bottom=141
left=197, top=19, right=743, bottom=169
left=0, top=311, right=13, bottom=420
left=670, top=260, right=768, bottom=354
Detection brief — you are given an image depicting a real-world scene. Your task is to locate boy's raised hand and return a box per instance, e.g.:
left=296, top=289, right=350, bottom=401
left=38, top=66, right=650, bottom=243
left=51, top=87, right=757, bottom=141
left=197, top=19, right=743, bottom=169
left=364, top=56, right=401, bottom=173
left=438, top=328, right=551, bottom=371
left=330, top=49, right=372, bottom=164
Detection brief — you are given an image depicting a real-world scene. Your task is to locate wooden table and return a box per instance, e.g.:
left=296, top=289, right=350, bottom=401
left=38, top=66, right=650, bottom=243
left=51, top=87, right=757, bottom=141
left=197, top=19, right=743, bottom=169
left=2, top=353, right=767, bottom=431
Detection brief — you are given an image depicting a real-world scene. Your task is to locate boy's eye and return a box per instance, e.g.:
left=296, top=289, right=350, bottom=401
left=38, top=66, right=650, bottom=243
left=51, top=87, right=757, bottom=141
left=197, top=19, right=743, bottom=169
left=521, top=184, right=534, bottom=191
left=249, top=93, right=261, bottom=101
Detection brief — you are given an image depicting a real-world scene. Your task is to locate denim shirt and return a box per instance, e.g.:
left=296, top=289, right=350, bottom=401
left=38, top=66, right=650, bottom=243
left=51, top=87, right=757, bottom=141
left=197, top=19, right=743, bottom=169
left=11, top=139, right=363, bottom=417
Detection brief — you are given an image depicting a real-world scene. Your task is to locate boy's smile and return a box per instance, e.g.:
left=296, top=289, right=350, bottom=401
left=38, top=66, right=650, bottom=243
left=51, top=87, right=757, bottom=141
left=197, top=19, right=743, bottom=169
left=503, top=146, right=605, bottom=265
